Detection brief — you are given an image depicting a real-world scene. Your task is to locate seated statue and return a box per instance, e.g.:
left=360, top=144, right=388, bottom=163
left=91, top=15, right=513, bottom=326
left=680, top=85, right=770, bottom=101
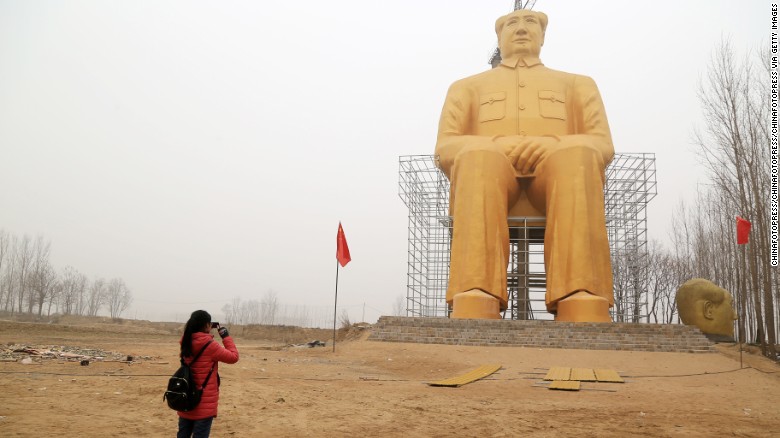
left=676, top=278, right=738, bottom=341
left=435, top=9, right=614, bottom=321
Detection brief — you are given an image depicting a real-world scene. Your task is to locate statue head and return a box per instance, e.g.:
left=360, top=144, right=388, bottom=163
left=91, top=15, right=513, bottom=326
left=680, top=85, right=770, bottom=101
left=676, top=278, right=738, bottom=338
left=495, top=9, right=549, bottom=61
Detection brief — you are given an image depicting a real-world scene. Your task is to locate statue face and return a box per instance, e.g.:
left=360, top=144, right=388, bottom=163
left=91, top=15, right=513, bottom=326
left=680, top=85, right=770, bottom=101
left=498, top=11, right=544, bottom=60
left=706, top=291, right=738, bottom=337
left=677, top=279, right=738, bottom=338
left=676, top=278, right=737, bottom=338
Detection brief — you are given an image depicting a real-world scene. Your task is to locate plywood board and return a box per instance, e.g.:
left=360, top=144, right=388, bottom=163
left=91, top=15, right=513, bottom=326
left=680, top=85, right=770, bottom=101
left=571, top=368, right=597, bottom=382
left=594, top=369, right=624, bottom=383
left=549, top=380, right=581, bottom=391
left=428, top=364, right=502, bottom=387
left=544, top=367, right=571, bottom=381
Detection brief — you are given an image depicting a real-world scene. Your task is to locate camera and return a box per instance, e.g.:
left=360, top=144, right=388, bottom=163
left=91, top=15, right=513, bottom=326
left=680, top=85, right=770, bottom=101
left=211, top=322, right=220, bottom=329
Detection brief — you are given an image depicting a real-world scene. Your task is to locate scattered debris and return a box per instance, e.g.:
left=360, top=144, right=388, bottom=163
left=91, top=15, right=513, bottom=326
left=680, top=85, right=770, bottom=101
left=80, top=360, right=89, bottom=366
left=289, top=340, right=327, bottom=349
left=1, top=344, right=156, bottom=363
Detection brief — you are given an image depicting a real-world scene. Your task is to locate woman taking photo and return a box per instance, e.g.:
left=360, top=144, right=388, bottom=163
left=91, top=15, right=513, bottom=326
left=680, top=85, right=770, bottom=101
left=177, top=310, right=239, bottom=438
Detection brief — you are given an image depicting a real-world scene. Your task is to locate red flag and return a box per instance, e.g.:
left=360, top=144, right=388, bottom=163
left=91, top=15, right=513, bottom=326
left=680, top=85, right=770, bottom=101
left=336, top=222, right=351, bottom=267
left=736, top=216, right=751, bottom=245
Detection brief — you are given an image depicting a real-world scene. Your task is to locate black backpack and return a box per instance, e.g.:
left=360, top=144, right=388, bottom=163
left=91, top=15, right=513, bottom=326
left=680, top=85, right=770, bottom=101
left=163, top=340, right=215, bottom=412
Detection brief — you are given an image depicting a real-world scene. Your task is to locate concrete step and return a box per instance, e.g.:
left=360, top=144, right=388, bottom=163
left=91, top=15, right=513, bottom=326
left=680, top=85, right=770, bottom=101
left=368, top=316, right=716, bottom=353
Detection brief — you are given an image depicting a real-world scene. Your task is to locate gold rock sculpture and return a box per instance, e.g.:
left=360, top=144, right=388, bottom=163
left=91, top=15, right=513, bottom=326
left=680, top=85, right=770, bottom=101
left=676, top=278, right=738, bottom=340
left=435, top=9, right=614, bottom=321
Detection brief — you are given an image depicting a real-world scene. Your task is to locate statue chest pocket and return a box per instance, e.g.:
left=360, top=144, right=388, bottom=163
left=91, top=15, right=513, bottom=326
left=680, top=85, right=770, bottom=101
left=478, top=92, right=506, bottom=122
left=538, top=90, right=566, bottom=120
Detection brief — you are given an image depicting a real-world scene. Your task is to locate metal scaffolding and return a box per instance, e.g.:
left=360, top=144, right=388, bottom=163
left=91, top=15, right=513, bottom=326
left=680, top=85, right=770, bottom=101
left=398, top=153, right=657, bottom=321
left=604, top=153, right=658, bottom=322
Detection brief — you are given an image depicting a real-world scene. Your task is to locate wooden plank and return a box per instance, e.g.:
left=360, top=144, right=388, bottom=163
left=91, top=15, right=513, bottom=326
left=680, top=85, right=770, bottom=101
left=594, top=369, right=624, bottom=383
left=428, top=364, right=502, bottom=387
left=570, top=368, right=597, bottom=382
left=549, top=380, right=581, bottom=391
left=543, top=367, right=571, bottom=381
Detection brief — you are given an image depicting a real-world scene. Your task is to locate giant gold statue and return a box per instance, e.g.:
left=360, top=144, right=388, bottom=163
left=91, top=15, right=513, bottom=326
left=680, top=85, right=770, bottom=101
left=676, top=278, right=738, bottom=341
left=436, top=9, right=614, bottom=322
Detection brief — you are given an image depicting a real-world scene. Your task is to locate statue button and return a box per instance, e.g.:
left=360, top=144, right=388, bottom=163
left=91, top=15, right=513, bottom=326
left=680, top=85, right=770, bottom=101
left=519, top=81, right=526, bottom=87
left=519, top=104, right=526, bottom=110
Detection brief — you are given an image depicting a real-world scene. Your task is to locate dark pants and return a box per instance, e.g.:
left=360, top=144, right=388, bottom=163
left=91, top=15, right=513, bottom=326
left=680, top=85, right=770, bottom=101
left=177, top=416, right=214, bottom=438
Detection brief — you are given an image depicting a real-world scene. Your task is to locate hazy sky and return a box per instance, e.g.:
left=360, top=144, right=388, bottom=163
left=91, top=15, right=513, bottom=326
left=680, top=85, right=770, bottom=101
left=0, top=1, right=767, bottom=324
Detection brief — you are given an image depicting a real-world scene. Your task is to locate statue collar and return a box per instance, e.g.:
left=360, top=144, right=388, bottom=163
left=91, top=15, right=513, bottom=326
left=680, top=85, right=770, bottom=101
left=500, top=56, right=543, bottom=68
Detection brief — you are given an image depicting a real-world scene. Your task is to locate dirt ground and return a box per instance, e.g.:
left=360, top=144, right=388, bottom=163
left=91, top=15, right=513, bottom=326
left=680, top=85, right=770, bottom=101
left=0, top=317, right=778, bottom=437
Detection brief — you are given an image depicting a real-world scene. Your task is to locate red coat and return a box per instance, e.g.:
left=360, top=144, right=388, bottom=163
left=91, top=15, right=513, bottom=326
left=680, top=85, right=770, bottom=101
left=178, top=332, right=239, bottom=420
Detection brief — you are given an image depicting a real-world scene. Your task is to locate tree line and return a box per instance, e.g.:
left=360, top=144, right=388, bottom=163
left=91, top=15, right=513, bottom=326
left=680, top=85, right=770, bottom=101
left=220, top=292, right=338, bottom=328
left=629, top=40, right=778, bottom=358
left=0, top=230, right=132, bottom=319
left=220, top=292, right=403, bottom=328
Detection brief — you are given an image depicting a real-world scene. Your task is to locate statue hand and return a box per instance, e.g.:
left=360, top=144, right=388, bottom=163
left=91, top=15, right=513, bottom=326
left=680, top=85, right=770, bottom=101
left=508, top=136, right=559, bottom=175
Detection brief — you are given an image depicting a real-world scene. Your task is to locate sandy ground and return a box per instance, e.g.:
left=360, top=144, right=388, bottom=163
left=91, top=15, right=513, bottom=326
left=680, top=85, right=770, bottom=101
left=0, top=318, right=779, bottom=437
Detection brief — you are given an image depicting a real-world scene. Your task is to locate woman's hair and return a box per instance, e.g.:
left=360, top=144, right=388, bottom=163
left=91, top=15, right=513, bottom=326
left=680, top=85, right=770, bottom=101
left=181, top=310, right=211, bottom=357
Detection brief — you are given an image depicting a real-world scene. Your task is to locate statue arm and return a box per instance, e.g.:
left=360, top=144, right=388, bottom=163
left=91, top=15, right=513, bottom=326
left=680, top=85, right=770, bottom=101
left=434, top=82, right=510, bottom=178
left=558, top=74, right=614, bottom=164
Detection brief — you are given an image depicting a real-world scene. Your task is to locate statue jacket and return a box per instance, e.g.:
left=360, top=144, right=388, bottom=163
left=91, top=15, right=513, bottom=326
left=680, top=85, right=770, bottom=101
left=435, top=56, right=614, bottom=179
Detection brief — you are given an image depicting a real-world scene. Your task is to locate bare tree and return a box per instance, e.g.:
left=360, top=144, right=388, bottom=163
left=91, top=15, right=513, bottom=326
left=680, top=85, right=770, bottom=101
left=46, top=281, right=62, bottom=316
left=237, top=299, right=253, bottom=326
left=0, top=230, right=120, bottom=319
left=29, top=261, right=58, bottom=316
left=0, top=229, right=9, bottom=311
left=339, top=308, right=351, bottom=329
left=228, top=297, right=243, bottom=325
left=261, top=289, right=279, bottom=325
left=85, top=278, right=106, bottom=317
left=59, top=266, right=87, bottom=315
left=221, top=303, right=236, bottom=325
left=1, top=235, right=18, bottom=313
left=246, top=299, right=260, bottom=324
left=24, top=235, right=58, bottom=316
left=689, top=39, right=776, bottom=355
left=105, top=278, right=132, bottom=318
left=644, top=240, right=678, bottom=324
left=392, top=294, right=406, bottom=316
left=13, top=235, right=33, bottom=314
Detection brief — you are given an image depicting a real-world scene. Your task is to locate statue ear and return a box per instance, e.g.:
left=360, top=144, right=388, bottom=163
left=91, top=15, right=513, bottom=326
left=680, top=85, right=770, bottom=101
left=703, top=301, right=715, bottom=320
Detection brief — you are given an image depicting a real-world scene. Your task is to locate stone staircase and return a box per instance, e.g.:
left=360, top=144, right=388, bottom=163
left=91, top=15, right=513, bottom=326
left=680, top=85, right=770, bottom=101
left=368, top=316, right=716, bottom=353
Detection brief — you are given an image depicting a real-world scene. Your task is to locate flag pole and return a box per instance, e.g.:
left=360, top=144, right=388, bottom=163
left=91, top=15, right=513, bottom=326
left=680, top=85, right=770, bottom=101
left=333, top=260, right=339, bottom=353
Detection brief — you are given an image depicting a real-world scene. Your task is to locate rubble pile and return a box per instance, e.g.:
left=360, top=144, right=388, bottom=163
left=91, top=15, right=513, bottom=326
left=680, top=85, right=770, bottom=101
left=0, top=344, right=152, bottom=363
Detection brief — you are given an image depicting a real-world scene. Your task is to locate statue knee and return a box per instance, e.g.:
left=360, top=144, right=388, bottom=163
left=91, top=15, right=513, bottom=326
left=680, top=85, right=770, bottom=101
left=549, top=143, right=601, bottom=163
left=542, top=144, right=604, bottom=178
left=453, top=144, right=509, bottom=174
